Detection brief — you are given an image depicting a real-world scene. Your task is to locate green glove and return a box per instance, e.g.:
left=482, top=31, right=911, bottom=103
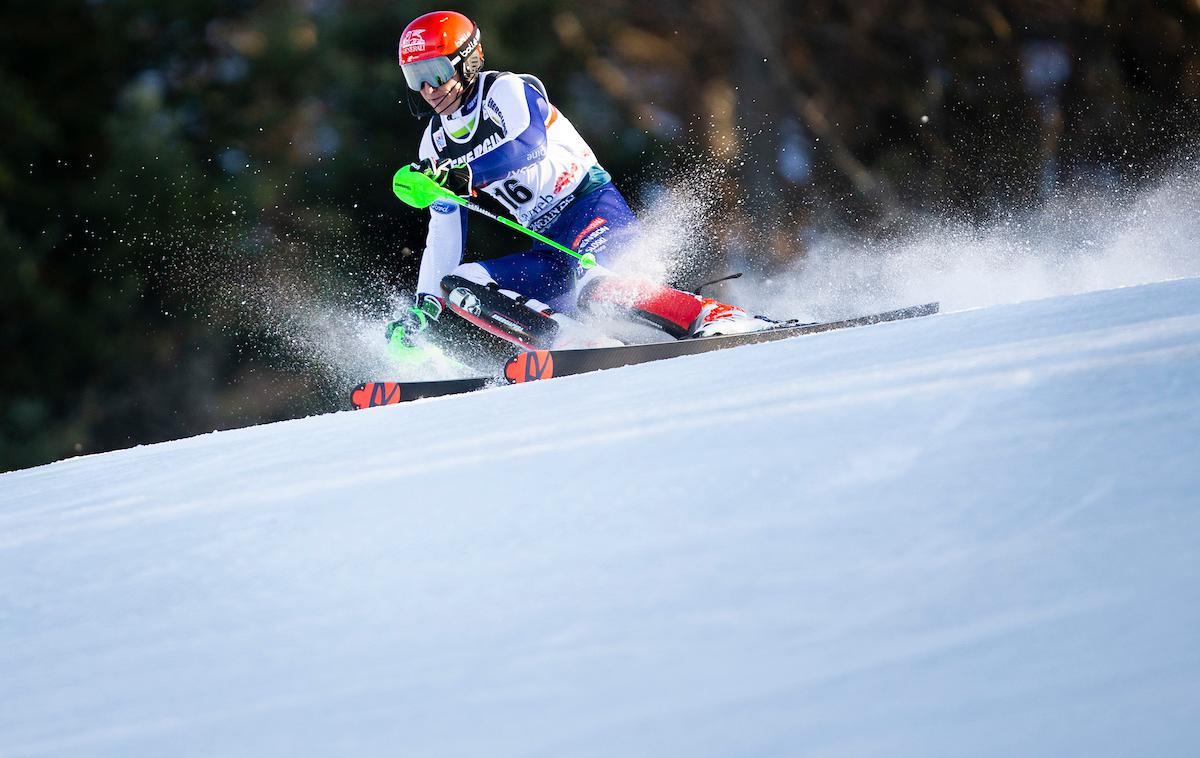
left=410, top=158, right=472, bottom=197
left=386, top=294, right=444, bottom=361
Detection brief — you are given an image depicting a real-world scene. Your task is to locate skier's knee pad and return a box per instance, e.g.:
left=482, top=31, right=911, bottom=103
left=440, top=274, right=561, bottom=349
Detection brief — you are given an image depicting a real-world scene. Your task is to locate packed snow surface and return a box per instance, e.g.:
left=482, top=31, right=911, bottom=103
left=2, top=278, right=1199, bottom=757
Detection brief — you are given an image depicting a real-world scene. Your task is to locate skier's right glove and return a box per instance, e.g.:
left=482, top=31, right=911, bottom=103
left=409, top=158, right=472, bottom=197
left=386, top=293, right=445, bottom=361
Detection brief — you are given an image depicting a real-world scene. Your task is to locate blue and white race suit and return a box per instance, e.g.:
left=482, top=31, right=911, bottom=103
left=414, top=70, right=637, bottom=312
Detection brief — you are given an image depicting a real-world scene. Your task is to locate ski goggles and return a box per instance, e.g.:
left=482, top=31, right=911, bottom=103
left=402, top=56, right=457, bottom=91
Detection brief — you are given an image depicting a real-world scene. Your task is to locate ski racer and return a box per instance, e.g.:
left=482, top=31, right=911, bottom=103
left=388, top=10, right=778, bottom=358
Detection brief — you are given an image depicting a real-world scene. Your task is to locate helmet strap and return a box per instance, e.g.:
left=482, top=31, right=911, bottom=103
left=458, top=70, right=481, bottom=111
left=406, top=88, right=434, bottom=119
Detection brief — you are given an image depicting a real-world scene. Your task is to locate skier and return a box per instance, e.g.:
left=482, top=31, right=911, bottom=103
left=388, top=10, right=778, bottom=358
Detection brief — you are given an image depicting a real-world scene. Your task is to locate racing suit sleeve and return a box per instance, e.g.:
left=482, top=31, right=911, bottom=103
left=414, top=129, right=467, bottom=297
left=415, top=201, right=467, bottom=296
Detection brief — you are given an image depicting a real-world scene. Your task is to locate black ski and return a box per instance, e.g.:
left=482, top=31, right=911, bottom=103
left=350, top=302, right=939, bottom=406
left=503, top=302, right=939, bottom=383
left=350, top=378, right=494, bottom=408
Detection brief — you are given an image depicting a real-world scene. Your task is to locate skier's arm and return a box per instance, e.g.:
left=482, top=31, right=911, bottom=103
left=414, top=131, right=468, bottom=297
left=415, top=200, right=467, bottom=296
left=468, top=76, right=551, bottom=185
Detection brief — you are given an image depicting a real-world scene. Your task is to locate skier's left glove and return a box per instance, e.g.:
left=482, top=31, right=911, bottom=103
left=386, top=293, right=445, bottom=360
left=410, top=158, right=472, bottom=197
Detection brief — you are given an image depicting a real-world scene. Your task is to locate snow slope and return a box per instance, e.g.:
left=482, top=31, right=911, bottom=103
left=2, top=278, right=1199, bottom=757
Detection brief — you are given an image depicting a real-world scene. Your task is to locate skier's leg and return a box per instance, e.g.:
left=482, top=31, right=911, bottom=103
left=559, top=185, right=779, bottom=338
left=440, top=256, right=618, bottom=349
left=579, top=276, right=783, bottom=339
left=437, top=183, right=775, bottom=349
left=440, top=258, right=560, bottom=349
left=435, top=184, right=637, bottom=349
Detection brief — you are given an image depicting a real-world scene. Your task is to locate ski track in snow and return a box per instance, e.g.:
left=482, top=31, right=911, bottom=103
left=1, top=278, right=1199, bottom=757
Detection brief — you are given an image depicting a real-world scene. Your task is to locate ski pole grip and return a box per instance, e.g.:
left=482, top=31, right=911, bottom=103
left=392, top=165, right=464, bottom=209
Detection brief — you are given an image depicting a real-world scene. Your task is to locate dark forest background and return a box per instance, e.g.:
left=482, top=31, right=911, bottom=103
left=2, top=0, right=1198, bottom=472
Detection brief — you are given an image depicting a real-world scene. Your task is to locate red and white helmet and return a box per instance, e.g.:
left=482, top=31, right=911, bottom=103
left=398, top=11, right=483, bottom=92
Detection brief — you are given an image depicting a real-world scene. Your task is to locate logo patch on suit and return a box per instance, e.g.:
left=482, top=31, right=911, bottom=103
left=484, top=99, right=507, bottom=134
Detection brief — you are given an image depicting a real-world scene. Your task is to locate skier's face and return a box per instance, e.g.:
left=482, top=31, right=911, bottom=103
left=421, top=74, right=465, bottom=116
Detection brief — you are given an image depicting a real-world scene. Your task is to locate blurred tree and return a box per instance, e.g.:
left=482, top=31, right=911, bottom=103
left=564, top=0, right=1198, bottom=254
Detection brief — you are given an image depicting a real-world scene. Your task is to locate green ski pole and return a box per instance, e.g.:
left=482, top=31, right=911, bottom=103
left=392, top=165, right=597, bottom=269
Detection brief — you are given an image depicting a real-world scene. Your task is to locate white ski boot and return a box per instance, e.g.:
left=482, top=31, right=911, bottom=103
left=688, top=298, right=778, bottom=338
